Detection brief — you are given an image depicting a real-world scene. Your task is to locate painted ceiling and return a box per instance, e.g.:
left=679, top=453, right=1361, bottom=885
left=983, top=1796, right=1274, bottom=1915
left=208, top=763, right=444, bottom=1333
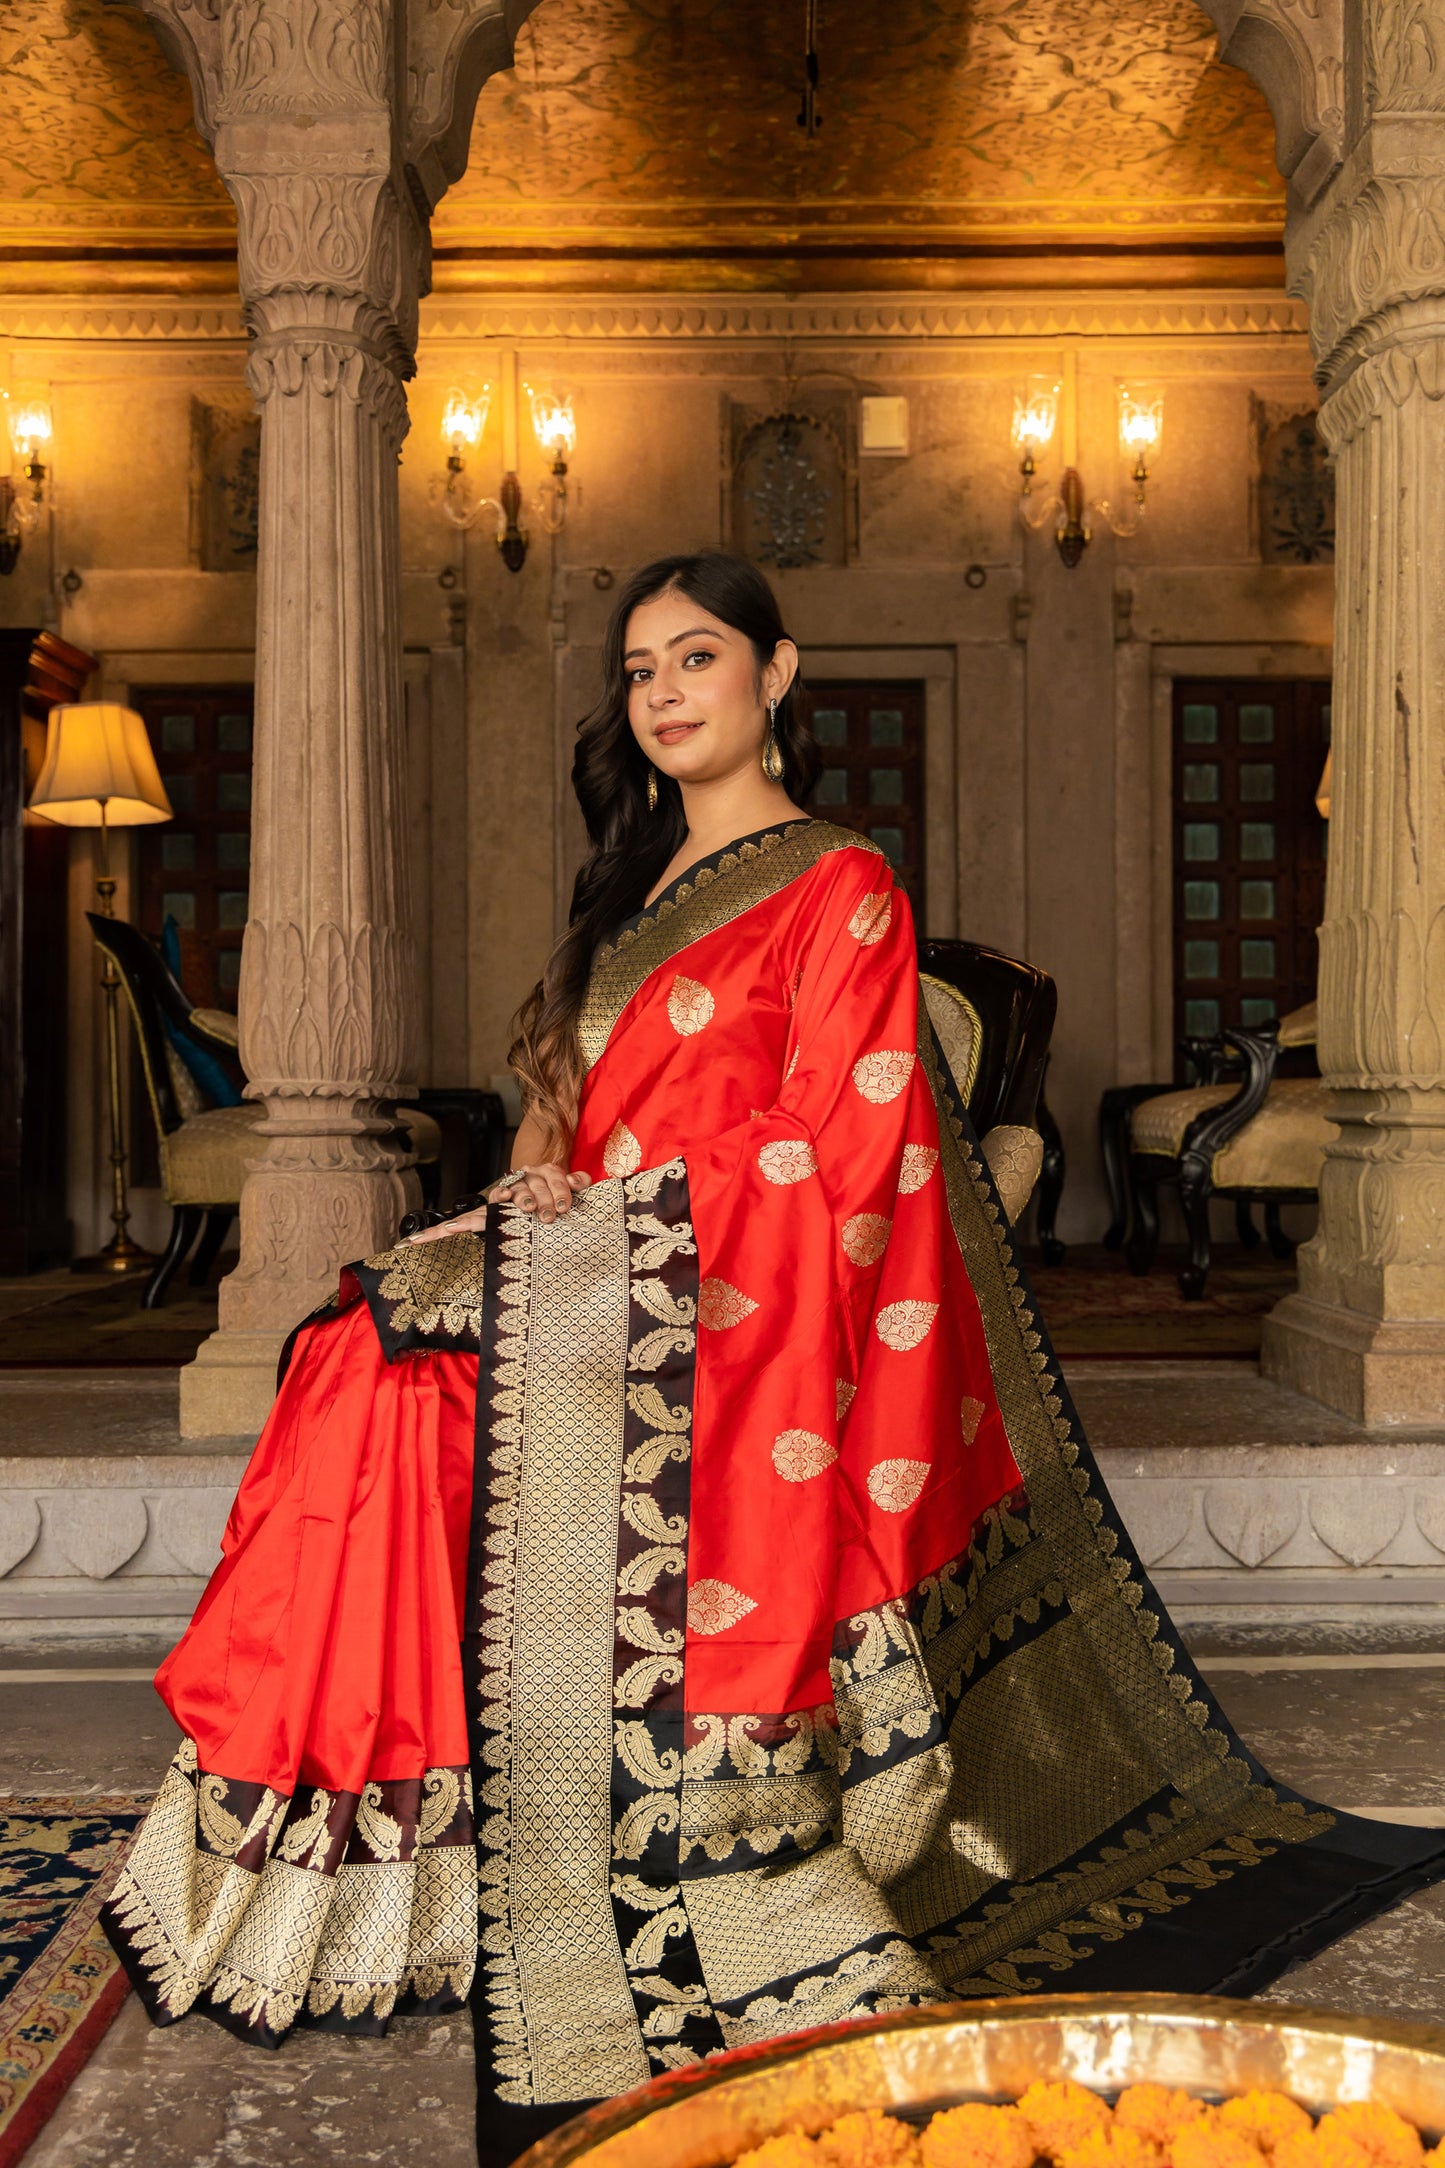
left=0, top=0, right=1284, bottom=284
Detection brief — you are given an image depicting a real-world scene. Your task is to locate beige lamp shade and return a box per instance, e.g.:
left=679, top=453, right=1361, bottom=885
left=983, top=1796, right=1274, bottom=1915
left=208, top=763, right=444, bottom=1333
left=28, top=702, right=172, bottom=827
left=1315, top=747, right=1332, bottom=821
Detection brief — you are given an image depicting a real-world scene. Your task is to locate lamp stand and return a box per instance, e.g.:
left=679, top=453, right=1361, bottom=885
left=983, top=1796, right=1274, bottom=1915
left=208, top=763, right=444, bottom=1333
left=71, top=816, right=155, bottom=1275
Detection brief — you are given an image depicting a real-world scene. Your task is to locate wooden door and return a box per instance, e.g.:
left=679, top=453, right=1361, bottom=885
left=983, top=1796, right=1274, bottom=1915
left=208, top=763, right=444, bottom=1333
left=795, top=680, right=926, bottom=911
left=1171, top=677, right=1330, bottom=1066
left=132, top=686, right=255, bottom=1012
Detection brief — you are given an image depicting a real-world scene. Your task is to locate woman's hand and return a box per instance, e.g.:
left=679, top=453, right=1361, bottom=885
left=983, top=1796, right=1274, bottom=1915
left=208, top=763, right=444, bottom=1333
left=406, top=1164, right=591, bottom=1241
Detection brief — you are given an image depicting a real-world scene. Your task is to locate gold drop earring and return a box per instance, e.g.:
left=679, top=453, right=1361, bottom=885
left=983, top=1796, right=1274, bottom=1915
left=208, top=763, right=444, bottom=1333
left=646, top=765, right=659, bottom=812
left=762, top=697, right=785, bottom=783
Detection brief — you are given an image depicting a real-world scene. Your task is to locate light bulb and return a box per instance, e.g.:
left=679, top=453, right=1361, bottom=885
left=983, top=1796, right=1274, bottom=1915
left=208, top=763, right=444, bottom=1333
left=1118, top=385, right=1163, bottom=463
left=1011, top=377, right=1059, bottom=459
left=441, top=385, right=490, bottom=456
left=526, top=384, right=576, bottom=465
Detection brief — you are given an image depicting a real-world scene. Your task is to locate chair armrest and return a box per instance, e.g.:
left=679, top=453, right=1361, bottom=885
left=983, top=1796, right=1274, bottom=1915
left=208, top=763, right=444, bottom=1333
left=1179, top=1024, right=1282, bottom=1175
left=187, top=1007, right=240, bottom=1050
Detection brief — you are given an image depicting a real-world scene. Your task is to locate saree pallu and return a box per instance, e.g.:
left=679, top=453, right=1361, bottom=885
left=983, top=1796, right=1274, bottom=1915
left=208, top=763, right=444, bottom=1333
left=103, top=820, right=1445, bottom=2144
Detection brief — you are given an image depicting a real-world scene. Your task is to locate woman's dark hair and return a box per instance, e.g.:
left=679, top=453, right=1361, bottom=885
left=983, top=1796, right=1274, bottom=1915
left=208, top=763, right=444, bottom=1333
left=509, top=550, right=819, bottom=1155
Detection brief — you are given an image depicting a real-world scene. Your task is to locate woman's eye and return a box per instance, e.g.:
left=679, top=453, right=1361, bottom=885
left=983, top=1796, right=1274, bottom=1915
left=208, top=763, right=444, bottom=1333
left=682, top=649, right=714, bottom=668
left=628, top=667, right=652, bottom=684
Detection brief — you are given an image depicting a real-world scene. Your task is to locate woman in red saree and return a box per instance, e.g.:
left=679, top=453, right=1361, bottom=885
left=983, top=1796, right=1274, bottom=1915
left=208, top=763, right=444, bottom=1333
left=105, top=554, right=1445, bottom=2165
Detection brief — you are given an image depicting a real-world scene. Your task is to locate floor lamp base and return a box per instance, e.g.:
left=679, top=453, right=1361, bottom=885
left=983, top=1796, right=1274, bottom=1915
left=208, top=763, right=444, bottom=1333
left=71, top=1232, right=158, bottom=1275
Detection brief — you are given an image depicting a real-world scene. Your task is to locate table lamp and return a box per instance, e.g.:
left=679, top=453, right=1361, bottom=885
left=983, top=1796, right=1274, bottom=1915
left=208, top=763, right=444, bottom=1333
left=27, top=702, right=172, bottom=1272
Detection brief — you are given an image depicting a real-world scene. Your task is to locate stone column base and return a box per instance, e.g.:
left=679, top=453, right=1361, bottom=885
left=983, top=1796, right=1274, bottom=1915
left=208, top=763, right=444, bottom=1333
left=179, top=1328, right=289, bottom=1440
left=1262, top=1293, right=1445, bottom=1429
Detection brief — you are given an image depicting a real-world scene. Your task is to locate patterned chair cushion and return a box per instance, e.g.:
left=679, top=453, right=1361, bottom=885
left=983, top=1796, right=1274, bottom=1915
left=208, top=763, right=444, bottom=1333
left=1212, top=1077, right=1337, bottom=1190
left=1130, top=1084, right=1234, bottom=1158
left=1130, top=1077, right=1336, bottom=1192
left=160, top=1104, right=443, bottom=1208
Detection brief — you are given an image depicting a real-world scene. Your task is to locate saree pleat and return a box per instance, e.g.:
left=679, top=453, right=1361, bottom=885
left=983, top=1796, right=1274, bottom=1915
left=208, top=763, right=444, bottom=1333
left=102, top=818, right=1445, bottom=2141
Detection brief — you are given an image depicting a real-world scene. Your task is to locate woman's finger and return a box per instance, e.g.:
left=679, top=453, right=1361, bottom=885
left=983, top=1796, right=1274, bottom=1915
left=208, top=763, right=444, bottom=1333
left=407, top=1205, right=489, bottom=1243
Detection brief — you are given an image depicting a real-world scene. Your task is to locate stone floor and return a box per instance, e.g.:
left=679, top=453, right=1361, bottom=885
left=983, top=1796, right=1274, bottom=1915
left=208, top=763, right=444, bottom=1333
left=4, top=1638, right=1444, bottom=2168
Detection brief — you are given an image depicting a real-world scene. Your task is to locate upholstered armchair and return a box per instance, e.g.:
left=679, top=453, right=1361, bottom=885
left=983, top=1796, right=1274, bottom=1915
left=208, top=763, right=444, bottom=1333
left=917, top=937, right=1057, bottom=1229
left=86, top=914, right=445, bottom=1308
left=1122, top=1001, right=1336, bottom=1299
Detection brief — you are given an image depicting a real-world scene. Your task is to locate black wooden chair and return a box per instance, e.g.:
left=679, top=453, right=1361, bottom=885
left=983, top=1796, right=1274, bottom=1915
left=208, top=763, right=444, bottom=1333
left=86, top=914, right=463, bottom=1307
left=917, top=937, right=1058, bottom=1230
left=1119, top=1002, right=1335, bottom=1298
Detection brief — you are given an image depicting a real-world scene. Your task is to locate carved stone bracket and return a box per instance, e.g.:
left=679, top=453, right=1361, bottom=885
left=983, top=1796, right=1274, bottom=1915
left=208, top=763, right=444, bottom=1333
left=1196, top=0, right=1344, bottom=209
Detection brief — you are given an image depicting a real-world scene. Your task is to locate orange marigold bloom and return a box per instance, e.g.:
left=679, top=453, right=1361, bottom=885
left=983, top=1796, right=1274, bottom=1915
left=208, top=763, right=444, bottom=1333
left=1018, top=2081, right=1115, bottom=2162
left=1061, top=2123, right=1163, bottom=2168
left=1313, top=2107, right=1425, bottom=2168
left=920, top=2103, right=1035, bottom=2168
left=734, top=2137, right=820, bottom=2168
left=1219, top=2095, right=1316, bottom=2154
left=817, top=2110, right=922, bottom=2168
left=1116, top=2087, right=1208, bottom=2146
left=1171, top=2112, right=1269, bottom=2168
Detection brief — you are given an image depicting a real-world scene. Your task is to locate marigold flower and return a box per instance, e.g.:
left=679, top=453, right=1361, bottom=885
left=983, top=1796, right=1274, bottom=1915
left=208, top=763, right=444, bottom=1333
left=1313, top=2106, right=1425, bottom=2168
left=734, top=2135, right=819, bottom=2168
left=1115, top=2086, right=1208, bottom=2146
left=1061, top=2123, right=1163, bottom=2168
left=817, top=2109, right=923, bottom=2168
left=919, top=2102, right=1035, bottom=2168
left=1171, top=2112, right=1269, bottom=2168
left=1018, top=2080, right=1114, bottom=2162
left=1218, top=2095, right=1316, bottom=2154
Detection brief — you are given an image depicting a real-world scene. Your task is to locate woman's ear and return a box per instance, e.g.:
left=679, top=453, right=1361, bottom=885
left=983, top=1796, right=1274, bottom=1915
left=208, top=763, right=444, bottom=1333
left=763, top=638, right=800, bottom=704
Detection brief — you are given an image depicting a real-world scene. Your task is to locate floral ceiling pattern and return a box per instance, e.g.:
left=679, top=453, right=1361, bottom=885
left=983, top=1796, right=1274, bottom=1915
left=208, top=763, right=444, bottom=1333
left=0, top=0, right=1283, bottom=266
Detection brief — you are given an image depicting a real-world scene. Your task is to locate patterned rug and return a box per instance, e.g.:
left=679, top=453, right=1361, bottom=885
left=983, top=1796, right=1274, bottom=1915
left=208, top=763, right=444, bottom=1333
left=0, top=1796, right=149, bottom=2166
left=1023, top=1243, right=1297, bottom=1359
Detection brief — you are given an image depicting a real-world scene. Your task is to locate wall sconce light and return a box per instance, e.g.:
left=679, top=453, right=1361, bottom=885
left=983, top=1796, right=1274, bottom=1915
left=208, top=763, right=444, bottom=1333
left=430, top=373, right=577, bottom=574
left=0, top=390, right=53, bottom=577
left=1015, top=378, right=1163, bottom=570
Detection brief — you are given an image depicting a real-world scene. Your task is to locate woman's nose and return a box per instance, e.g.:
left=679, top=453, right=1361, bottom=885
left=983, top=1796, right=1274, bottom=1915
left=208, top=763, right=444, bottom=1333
left=647, top=675, right=682, bottom=708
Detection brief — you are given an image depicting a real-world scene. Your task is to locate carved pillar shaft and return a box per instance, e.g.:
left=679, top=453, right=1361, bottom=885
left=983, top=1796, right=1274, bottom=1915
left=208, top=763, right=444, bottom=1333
left=1265, top=328, right=1445, bottom=1415
left=217, top=311, right=420, bottom=1338
left=1253, top=0, right=1445, bottom=1421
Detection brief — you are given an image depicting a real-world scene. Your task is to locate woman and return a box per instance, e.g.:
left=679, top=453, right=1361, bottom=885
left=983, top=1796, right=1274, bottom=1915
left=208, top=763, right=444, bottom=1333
left=105, top=553, right=1444, bottom=2164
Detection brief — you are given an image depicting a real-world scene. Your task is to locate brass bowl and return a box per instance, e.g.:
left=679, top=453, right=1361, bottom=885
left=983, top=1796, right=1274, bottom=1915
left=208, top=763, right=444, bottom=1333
left=517, top=1995, right=1445, bottom=2168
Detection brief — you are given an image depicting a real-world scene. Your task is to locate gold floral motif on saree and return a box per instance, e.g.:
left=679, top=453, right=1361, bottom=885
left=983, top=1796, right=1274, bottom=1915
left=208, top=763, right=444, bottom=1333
left=697, top=1277, right=758, bottom=1330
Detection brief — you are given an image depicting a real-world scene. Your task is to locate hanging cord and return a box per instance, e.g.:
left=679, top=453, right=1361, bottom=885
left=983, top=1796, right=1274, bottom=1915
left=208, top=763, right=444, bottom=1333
left=797, top=0, right=821, bottom=134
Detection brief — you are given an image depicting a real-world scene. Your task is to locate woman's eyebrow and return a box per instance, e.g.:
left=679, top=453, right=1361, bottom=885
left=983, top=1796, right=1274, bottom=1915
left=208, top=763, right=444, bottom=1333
left=664, top=627, right=723, bottom=649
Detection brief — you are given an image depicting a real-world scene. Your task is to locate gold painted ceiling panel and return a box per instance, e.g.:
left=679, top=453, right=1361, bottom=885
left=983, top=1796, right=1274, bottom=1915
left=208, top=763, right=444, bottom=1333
left=0, top=0, right=1283, bottom=270
left=443, top=0, right=1285, bottom=254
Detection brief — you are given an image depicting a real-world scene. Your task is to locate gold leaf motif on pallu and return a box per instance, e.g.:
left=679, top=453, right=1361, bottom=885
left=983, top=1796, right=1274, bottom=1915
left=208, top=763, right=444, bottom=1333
left=757, top=1138, right=818, bottom=1185
left=842, top=1213, right=891, bottom=1266
left=604, top=1120, right=643, bottom=1177
left=697, top=1278, right=758, bottom=1330
left=687, top=1579, right=758, bottom=1635
left=960, top=1394, right=987, bottom=1444
left=666, top=975, right=715, bottom=1036
left=836, top=1378, right=857, bottom=1418
left=875, top=1299, right=939, bottom=1350
left=866, top=1459, right=931, bottom=1513
left=848, top=891, right=893, bottom=945
left=772, top=1429, right=837, bottom=1482
left=898, top=1144, right=938, bottom=1194
left=851, top=1050, right=915, bottom=1105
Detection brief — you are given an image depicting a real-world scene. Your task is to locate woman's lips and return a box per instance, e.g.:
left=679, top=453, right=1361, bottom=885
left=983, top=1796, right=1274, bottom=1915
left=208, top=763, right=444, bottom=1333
left=655, top=722, right=702, bottom=745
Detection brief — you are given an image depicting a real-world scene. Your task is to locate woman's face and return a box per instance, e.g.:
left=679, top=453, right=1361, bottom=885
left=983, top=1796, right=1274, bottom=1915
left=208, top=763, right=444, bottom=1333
left=624, top=587, right=797, bottom=789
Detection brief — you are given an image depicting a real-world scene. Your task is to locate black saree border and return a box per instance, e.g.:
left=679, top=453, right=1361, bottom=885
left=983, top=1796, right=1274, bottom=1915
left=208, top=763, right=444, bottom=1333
left=909, top=992, right=1445, bottom=1994
left=578, top=819, right=882, bottom=1073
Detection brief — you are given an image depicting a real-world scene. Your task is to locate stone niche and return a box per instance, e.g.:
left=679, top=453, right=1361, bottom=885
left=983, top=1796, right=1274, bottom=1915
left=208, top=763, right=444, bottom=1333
left=1252, top=396, right=1334, bottom=566
left=726, top=392, right=857, bottom=569
left=189, top=393, right=260, bottom=572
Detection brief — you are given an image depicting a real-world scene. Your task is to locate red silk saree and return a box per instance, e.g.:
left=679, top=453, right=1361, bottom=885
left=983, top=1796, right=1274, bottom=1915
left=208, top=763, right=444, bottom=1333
left=104, top=821, right=1445, bottom=2151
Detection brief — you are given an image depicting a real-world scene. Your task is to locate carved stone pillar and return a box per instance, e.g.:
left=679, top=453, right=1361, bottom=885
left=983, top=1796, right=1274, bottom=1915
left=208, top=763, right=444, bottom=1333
left=1205, top=1, right=1445, bottom=1423
left=136, top=0, right=537, bottom=1434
